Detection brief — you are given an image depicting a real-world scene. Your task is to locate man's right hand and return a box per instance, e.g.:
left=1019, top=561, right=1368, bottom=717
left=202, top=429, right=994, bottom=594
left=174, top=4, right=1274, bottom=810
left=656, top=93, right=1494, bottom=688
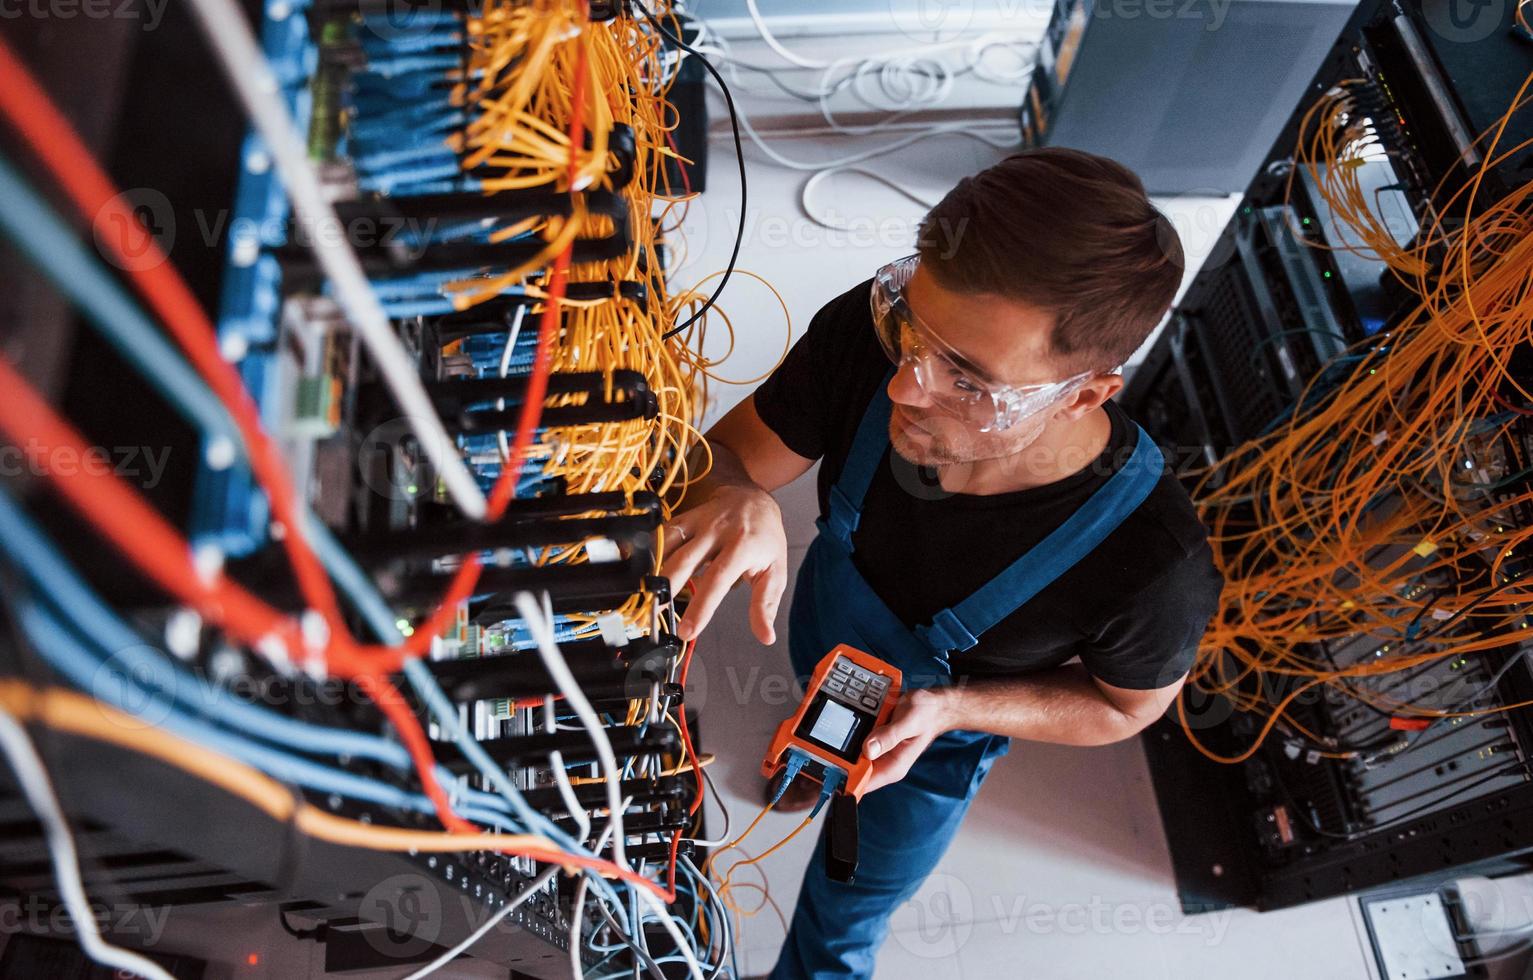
left=662, top=484, right=789, bottom=645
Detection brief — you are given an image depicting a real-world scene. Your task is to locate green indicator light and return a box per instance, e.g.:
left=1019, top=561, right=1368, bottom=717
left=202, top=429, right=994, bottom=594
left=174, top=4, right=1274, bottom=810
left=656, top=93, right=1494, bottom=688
left=1322, top=270, right=1332, bottom=278
left=1302, top=217, right=1311, bottom=225
left=407, top=484, right=419, bottom=494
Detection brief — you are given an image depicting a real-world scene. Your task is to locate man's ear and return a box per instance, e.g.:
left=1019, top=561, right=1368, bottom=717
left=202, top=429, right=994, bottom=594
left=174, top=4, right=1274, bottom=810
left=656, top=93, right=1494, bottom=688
left=1055, top=374, right=1123, bottom=421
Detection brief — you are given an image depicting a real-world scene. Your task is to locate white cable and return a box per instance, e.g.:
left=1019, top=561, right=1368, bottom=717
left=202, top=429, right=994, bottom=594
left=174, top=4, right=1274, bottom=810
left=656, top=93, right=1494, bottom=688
left=679, top=2, right=1029, bottom=238
left=495, top=303, right=530, bottom=467
left=799, top=166, right=939, bottom=231
left=569, top=874, right=591, bottom=979
left=515, top=594, right=703, bottom=980
left=692, top=14, right=1033, bottom=122
left=970, top=36, right=1036, bottom=85
left=400, top=865, right=560, bottom=980
left=726, top=78, right=1022, bottom=172
left=567, top=798, right=630, bottom=979
left=743, top=0, right=828, bottom=69
left=516, top=592, right=629, bottom=868
left=634, top=888, right=703, bottom=980
left=183, top=0, right=489, bottom=520
left=546, top=695, right=591, bottom=842
left=0, top=708, right=177, bottom=980
left=680, top=855, right=732, bottom=976
left=685, top=765, right=734, bottom=848
left=723, top=68, right=1020, bottom=231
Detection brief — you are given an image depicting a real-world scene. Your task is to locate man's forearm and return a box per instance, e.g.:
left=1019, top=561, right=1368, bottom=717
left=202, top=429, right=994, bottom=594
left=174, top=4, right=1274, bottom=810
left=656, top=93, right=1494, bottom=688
left=685, top=439, right=760, bottom=504
left=931, top=663, right=1154, bottom=746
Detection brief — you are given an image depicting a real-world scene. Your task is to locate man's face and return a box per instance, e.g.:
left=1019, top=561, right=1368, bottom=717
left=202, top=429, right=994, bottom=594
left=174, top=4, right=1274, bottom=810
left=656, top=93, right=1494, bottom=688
left=886, top=266, right=1080, bottom=467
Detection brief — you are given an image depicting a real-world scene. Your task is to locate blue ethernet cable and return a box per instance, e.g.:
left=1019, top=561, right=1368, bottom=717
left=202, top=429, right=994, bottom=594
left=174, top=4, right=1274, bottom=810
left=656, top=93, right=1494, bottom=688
left=679, top=856, right=737, bottom=980
left=309, top=507, right=638, bottom=915
left=0, top=151, right=661, bottom=917
left=0, top=486, right=407, bottom=769
left=0, top=155, right=240, bottom=456
left=302, top=484, right=594, bottom=858
left=0, top=155, right=586, bottom=849
left=0, top=488, right=533, bottom=824
left=13, top=598, right=519, bottom=833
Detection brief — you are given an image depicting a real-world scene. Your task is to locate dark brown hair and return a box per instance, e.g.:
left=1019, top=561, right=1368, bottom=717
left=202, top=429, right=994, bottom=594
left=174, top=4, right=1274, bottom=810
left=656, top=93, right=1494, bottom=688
left=916, top=147, right=1184, bottom=373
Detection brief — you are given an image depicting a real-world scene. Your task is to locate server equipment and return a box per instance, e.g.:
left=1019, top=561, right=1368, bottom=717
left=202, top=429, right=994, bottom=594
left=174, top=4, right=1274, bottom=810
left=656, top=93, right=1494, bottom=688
left=1122, top=0, right=1533, bottom=925
left=1021, top=0, right=1363, bottom=193
left=0, top=0, right=738, bottom=976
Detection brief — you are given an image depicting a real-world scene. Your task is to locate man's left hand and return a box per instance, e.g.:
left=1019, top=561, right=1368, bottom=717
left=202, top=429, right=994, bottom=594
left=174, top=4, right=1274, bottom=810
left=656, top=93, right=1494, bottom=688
left=863, top=688, right=957, bottom=794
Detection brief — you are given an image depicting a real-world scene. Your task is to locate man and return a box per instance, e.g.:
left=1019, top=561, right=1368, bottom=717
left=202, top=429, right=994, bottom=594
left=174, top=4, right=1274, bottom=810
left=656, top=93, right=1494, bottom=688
left=663, top=147, right=1224, bottom=979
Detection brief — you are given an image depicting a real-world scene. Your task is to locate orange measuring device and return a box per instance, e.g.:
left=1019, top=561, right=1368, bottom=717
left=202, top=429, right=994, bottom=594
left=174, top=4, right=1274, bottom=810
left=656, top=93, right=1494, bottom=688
left=761, top=644, right=902, bottom=802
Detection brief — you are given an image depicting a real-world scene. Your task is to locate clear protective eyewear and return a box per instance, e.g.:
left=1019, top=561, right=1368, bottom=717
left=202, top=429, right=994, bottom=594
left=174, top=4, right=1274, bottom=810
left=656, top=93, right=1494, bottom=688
left=870, top=255, right=1098, bottom=433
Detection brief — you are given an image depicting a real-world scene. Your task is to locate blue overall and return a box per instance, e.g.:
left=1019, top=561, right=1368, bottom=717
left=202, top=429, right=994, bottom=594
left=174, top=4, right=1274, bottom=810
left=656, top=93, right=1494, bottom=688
left=769, top=382, right=1164, bottom=980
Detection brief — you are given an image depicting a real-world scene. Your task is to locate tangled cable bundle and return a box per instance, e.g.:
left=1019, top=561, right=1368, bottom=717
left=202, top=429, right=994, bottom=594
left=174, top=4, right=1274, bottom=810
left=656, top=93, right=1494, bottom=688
left=0, top=0, right=790, bottom=972
left=1178, top=71, right=1533, bottom=763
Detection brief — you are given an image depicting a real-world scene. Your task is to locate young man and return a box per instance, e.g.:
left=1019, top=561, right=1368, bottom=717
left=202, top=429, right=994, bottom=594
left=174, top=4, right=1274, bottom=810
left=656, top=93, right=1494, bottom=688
left=663, top=148, right=1224, bottom=979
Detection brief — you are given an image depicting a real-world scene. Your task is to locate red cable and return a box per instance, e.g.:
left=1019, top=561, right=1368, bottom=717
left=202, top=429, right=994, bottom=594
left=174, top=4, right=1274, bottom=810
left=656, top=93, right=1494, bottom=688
left=0, top=14, right=666, bottom=896
left=676, top=641, right=704, bottom=817
left=356, top=671, right=479, bottom=834
left=665, top=128, right=694, bottom=198
left=484, top=35, right=591, bottom=522
left=0, top=356, right=298, bottom=652
left=1486, top=373, right=1533, bottom=416
left=0, top=357, right=526, bottom=845
left=661, top=640, right=703, bottom=902
left=0, top=38, right=485, bottom=831
left=0, top=36, right=349, bottom=654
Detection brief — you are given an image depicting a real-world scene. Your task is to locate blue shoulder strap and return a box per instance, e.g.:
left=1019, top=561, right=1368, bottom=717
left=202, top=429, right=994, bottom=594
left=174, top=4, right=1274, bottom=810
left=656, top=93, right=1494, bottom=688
left=915, top=425, right=1166, bottom=654
left=817, top=379, right=894, bottom=548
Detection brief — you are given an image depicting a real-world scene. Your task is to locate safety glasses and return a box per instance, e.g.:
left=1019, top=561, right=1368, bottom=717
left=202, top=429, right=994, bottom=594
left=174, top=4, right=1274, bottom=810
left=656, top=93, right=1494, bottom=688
left=870, top=255, right=1097, bottom=433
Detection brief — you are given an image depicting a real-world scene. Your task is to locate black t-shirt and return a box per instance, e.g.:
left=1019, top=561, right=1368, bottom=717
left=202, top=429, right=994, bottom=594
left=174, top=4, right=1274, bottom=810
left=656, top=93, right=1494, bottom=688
left=753, top=279, right=1223, bottom=690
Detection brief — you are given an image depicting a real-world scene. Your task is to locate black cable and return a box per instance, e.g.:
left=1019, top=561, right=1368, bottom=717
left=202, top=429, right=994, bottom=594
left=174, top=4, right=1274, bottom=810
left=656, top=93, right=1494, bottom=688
left=1415, top=575, right=1530, bottom=642
left=1397, top=582, right=1457, bottom=643
left=278, top=908, right=325, bottom=940
left=631, top=2, right=747, bottom=341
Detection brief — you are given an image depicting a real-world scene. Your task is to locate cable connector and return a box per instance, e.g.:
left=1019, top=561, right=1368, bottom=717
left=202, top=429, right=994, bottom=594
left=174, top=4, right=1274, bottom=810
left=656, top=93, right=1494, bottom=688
left=810, top=766, right=846, bottom=818
left=768, top=750, right=810, bottom=807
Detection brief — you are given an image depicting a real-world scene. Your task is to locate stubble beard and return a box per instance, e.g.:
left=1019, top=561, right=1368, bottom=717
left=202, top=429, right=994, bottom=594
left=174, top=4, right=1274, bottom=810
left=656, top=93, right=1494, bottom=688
left=888, top=407, right=1047, bottom=470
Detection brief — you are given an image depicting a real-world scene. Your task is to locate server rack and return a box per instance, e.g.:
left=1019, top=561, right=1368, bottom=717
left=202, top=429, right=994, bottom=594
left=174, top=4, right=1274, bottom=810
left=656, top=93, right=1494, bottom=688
left=1121, top=0, right=1533, bottom=914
